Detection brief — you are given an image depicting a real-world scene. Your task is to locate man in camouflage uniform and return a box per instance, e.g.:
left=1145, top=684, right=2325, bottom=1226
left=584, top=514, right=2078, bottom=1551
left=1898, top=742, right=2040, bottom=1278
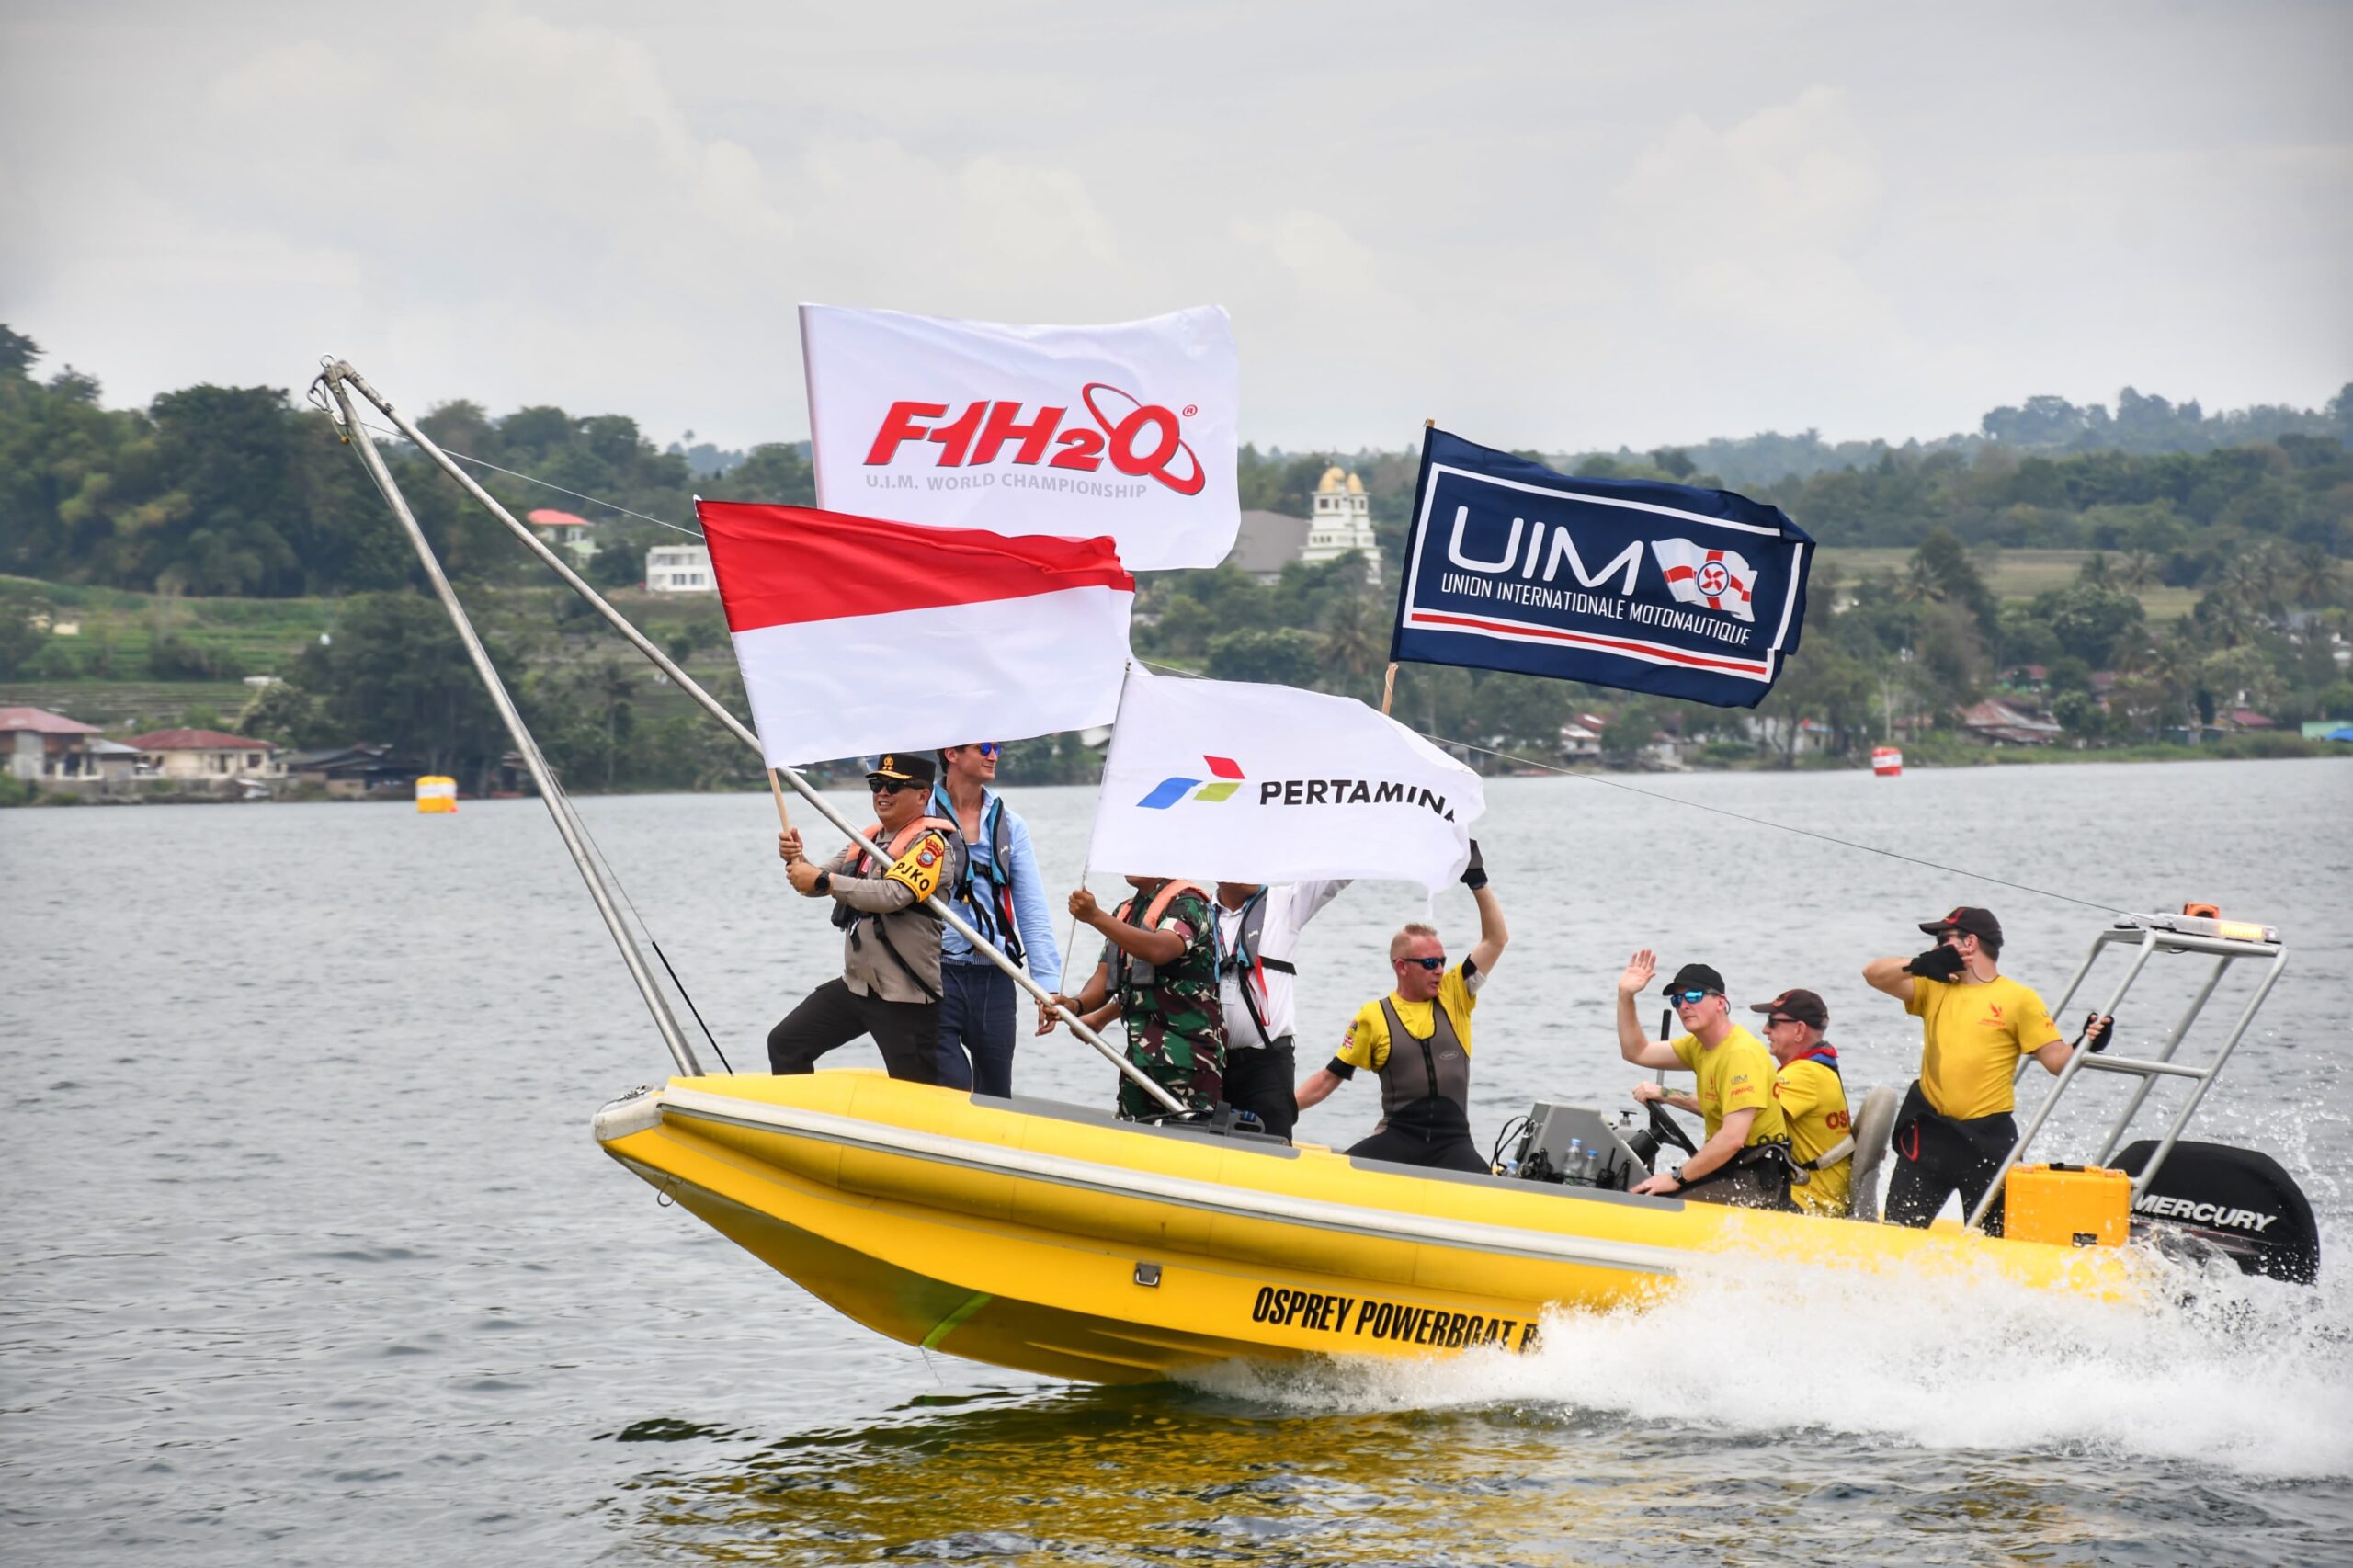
left=1040, top=874, right=1225, bottom=1119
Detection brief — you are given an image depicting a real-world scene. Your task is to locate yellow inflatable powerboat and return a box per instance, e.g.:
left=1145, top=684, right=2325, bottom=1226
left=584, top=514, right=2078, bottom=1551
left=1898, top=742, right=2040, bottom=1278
left=597, top=1067, right=2143, bottom=1384
left=318, top=370, right=2316, bottom=1386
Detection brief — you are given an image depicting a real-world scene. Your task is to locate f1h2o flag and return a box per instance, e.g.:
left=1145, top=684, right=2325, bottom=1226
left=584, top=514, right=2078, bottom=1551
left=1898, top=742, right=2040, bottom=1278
left=1087, top=669, right=1483, bottom=894
left=1390, top=427, right=1813, bottom=708
left=800, top=303, right=1240, bottom=572
left=697, top=501, right=1133, bottom=767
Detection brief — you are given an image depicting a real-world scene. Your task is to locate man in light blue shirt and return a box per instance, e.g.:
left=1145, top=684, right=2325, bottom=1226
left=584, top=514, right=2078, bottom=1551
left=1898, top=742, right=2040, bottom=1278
left=930, top=742, right=1063, bottom=1096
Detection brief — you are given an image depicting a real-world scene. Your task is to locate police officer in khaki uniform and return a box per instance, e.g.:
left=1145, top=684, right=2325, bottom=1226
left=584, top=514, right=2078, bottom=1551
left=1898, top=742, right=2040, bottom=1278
left=770, top=753, right=966, bottom=1084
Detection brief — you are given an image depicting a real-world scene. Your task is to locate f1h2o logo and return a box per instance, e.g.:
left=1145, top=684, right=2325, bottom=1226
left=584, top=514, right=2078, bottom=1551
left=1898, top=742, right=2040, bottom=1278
left=863, top=385, right=1208, bottom=495
left=1137, top=756, right=1244, bottom=809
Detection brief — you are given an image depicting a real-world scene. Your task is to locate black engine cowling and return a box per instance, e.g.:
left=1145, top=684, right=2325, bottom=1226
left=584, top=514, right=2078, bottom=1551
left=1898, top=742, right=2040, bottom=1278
left=2114, top=1139, right=2320, bottom=1284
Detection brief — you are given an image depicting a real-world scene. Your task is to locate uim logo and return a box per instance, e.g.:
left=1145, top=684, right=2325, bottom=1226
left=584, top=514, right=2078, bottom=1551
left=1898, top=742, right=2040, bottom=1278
left=864, top=384, right=1206, bottom=495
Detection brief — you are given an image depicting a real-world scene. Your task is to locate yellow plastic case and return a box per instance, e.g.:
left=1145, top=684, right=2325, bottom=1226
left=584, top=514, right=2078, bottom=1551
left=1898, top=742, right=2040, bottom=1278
left=2005, top=1163, right=2131, bottom=1248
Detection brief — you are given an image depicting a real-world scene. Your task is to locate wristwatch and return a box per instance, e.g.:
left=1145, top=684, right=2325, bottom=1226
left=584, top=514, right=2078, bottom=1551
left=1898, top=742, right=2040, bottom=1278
left=813, top=869, right=833, bottom=895
left=1668, top=1165, right=1687, bottom=1190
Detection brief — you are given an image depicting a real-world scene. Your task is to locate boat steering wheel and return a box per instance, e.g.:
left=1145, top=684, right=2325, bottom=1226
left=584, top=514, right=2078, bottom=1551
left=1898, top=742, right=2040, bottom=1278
left=1646, top=1100, right=1699, bottom=1160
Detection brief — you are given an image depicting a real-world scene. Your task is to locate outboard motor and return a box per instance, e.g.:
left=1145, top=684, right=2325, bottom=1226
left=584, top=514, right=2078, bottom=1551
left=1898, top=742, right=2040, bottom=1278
left=1844, top=1084, right=1902, bottom=1223
left=2116, top=1140, right=2320, bottom=1283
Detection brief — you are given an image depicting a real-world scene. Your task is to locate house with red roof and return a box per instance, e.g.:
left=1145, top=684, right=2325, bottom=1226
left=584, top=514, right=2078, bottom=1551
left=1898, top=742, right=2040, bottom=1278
left=125, top=728, right=285, bottom=783
left=526, top=508, right=598, bottom=567
left=1, top=706, right=131, bottom=783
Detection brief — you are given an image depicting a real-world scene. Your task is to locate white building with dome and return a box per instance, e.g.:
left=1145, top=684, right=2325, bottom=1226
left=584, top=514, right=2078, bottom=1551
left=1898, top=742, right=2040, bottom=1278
left=1298, top=466, right=1380, bottom=584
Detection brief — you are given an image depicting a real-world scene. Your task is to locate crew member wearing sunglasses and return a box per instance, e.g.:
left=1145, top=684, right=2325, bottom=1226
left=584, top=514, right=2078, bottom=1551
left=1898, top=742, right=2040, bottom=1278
left=1294, top=841, right=1506, bottom=1174
left=929, top=741, right=1061, bottom=1097
left=1633, top=988, right=1853, bottom=1215
left=769, top=752, right=965, bottom=1085
left=1614, top=952, right=1793, bottom=1207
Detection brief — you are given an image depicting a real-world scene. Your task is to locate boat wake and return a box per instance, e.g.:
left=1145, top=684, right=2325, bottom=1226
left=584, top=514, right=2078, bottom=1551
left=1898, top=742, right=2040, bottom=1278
left=1187, top=1230, right=2353, bottom=1481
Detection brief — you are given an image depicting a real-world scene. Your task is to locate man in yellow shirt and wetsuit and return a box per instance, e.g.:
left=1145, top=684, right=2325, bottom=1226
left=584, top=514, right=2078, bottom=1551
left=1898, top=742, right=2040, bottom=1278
left=1615, top=952, right=1793, bottom=1208
left=1294, top=844, right=1506, bottom=1173
left=1754, top=988, right=1851, bottom=1216
left=1864, top=905, right=2110, bottom=1233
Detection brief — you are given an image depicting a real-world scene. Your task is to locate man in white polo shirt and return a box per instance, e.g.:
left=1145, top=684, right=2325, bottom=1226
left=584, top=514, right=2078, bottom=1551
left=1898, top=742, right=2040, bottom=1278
left=1211, top=879, right=1349, bottom=1140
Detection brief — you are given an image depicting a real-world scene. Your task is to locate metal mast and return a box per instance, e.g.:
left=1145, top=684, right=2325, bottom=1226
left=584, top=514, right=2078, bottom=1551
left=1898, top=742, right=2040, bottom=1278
left=319, top=373, right=702, bottom=1077
left=317, top=360, right=1183, bottom=1114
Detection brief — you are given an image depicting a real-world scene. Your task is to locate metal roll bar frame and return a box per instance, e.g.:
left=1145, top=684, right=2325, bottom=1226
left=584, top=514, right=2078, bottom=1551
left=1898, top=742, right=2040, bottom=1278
left=1966, top=912, right=2290, bottom=1229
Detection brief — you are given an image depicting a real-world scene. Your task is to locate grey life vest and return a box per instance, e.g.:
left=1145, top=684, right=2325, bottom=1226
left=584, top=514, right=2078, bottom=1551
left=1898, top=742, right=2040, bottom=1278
left=1216, top=889, right=1297, bottom=1050
left=933, top=787, right=1024, bottom=965
left=1375, top=993, right=1472, bottom=1138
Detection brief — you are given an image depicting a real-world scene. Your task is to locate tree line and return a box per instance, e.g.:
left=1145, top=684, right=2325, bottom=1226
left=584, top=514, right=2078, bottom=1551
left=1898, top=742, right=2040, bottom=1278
left=3, top=320, right=2347, bottom=784
left=6, top=321, right=2347, bottom=601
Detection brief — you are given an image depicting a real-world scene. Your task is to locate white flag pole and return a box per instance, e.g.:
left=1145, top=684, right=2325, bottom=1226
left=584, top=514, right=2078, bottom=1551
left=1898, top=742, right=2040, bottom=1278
left=1059, top=660, right=1139, bottom=995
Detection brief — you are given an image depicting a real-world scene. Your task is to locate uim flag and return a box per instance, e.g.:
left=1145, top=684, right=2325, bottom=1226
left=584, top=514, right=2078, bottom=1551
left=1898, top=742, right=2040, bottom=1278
left=800, top=303, right=1239, bottom=572
left=1391, top=426, right=1812, bottom=708
left=1086, top=671, right=1483, bottom=893
left=697, top=501, right=1133, bottom=767
left=1652, top=539, right=1756, bottom=623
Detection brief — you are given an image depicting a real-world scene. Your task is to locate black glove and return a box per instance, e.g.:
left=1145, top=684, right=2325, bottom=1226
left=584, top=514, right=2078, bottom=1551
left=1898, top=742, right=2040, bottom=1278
left=2080, top=1013, right=2114, bottom=1053
left=1460, top=839, right=1487, bottom=891
left=1905, top=945, right=1967, bottom=981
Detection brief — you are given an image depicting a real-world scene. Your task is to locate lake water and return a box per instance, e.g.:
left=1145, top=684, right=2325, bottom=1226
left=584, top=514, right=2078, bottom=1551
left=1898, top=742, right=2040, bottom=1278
left=6, top=757, right=2351, bottom=1565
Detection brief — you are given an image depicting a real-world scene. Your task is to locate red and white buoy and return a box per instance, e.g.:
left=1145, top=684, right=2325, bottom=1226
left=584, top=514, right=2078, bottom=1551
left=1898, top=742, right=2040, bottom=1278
left=1872, top=745, right=1904, bottom=778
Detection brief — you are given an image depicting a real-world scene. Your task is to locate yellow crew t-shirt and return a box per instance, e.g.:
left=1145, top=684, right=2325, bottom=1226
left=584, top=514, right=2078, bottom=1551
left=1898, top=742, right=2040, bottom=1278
left=1336, top=962, right=1483, bottom=1073
left=1668, top=1025, right=1787, bottom=1147
left=1776, top=1056, right=1853, bottom=1216
left=1906, top=974, right=2063, bottom=1119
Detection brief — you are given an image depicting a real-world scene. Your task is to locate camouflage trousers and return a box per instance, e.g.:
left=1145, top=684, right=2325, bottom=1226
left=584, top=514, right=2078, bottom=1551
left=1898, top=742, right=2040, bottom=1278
left=1115, top=1020, right=1225, bottom=1120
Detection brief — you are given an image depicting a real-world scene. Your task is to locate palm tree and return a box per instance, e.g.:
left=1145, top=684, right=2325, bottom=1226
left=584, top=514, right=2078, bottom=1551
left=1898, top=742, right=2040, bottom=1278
left=2119, top=550, right=2158, bottom=590
left=2245, top=540, right=2290, bottom=612
left=2289, top=543, right=2340, bottom=608
left=2134, top=635, right=2200, bottom=733
left=593, top=659, right=637, bottom=789
left=1321, top=592, right=1384, bottom=685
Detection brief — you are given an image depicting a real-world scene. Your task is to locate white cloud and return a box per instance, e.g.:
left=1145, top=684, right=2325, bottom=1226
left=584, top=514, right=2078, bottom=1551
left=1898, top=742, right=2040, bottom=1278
left=0, top=0, right=2344, bottom=451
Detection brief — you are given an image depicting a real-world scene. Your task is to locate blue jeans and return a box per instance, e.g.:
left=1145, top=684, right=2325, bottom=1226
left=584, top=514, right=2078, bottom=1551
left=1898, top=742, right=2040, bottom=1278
left=937, top=961, right=1017, bottom=1096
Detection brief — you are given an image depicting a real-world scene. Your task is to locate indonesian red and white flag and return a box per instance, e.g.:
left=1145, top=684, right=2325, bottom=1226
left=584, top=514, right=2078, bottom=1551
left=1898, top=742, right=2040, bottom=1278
left=697, top=501, right=1134, bottom=767
left=800, top=303, right=1239, bottom=571
left=1650, top=538, right=1757, bottom=623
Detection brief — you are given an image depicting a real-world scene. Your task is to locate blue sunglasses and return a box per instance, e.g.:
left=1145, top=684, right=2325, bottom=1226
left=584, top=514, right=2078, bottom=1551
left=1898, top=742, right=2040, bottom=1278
left=1669, top=988, right=1718, bottom=1005
left=1398, top=955, right=1448, bottom=971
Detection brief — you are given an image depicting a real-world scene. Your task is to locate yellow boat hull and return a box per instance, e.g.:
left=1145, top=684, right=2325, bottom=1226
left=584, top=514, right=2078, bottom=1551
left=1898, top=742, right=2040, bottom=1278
left=595, top=1070, right=2139, bottom=1384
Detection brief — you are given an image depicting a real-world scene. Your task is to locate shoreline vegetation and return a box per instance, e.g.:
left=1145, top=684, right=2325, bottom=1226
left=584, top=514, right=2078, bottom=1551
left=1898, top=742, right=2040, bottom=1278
left=4, top=734, right=2337, bottom=810
left=3, top=323, right=2347, bottom=804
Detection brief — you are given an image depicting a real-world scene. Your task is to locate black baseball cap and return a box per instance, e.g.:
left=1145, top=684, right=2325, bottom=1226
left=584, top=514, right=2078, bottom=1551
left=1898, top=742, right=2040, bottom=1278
left=1662, top=962, right=1726, bottom=996
left=1918, top=906, right=2002, bottom=945
left=868, top=752, right=937, bottom=787
left=1750, top=987, right=1829, bottom=1029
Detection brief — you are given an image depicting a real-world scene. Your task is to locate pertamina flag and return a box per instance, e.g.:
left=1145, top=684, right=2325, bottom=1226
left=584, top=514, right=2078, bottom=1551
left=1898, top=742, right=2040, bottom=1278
left=697, top=501, right=1133, bottom=767
left=1651, top=539, right=1756, bottom=622
left=1086, top=669, right=1483, bottom=894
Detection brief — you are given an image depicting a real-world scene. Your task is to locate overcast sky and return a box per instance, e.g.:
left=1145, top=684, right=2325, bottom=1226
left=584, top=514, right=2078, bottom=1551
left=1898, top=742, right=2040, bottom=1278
left=3, top=1, right=2347, bottom=455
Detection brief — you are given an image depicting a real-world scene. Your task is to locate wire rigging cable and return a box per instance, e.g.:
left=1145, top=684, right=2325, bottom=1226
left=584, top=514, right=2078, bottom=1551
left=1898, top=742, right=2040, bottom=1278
left=1132, top=662, right=2124, bottom=916
left=325, top=398, right=733, bottom=1072
left=320, top=408, right=2120, bottom=920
